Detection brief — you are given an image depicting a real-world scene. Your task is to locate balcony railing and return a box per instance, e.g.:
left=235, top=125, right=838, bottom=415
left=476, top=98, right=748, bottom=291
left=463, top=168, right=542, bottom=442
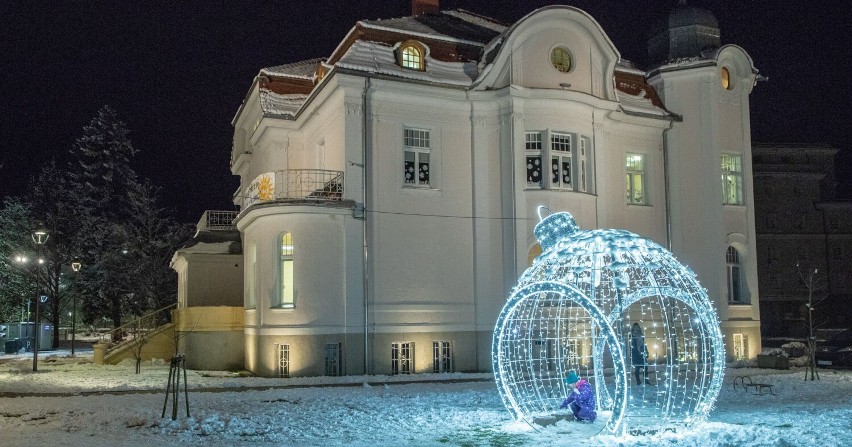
left=243, top=169, right=344, bottom=208
left=196, top=210, right=238, bottom=232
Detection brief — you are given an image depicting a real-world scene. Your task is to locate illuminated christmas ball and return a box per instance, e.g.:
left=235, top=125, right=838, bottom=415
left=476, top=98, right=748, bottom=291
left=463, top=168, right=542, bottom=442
left=493, top=209, right=725, bottom=435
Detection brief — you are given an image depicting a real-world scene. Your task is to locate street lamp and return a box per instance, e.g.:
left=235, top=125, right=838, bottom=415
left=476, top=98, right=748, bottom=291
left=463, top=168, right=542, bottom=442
left=31, top=224, right=49, bottom=372
left=71, top=259, right=82, bottom=356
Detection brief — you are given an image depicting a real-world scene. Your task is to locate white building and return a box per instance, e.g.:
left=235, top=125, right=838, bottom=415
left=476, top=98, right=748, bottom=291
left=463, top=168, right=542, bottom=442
left=179, top=2, right=762, bottom=377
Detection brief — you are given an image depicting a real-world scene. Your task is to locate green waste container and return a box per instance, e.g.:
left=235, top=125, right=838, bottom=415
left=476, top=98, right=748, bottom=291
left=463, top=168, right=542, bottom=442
left=4, top=339, right=18, bottom=354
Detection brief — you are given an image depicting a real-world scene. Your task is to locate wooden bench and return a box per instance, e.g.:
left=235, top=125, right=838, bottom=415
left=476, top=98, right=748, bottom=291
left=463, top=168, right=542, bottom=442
left=732, top=375, right=774, bottom=395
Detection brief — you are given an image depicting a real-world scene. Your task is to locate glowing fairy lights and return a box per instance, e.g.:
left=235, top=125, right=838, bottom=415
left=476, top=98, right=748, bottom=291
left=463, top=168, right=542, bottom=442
left=493, top=209, right=725, bottom=435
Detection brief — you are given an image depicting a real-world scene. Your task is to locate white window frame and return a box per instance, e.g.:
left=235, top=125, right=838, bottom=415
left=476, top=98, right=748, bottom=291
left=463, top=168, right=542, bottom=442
left=550, top=132, right=573, bottom=190
left=721, top=153, right=743, bottom=205
left=578, top=137, right=590, bottom=193
left=432, top=341, right=453, bottom=373
left=625, top=153, right=647, bottom=205
left=277, top=344, right=290, bottom=378
left=391, top=341, right=413, bottom=375
left=403, top=128, right=431, bottom=187
left=276, top=232, right=294, bottom=308
left=565, top=338, right=581, bottom=365
left=726, top=246, right=745, bottom=304
left=401, top=45, right=423, bottom=70
left=533, top=338, right=557, bottom=371
left=524, top=130, right=594, bottom=194
left=732, top=333, right=747, bottom=360
left=525, top=132, right=544, bottom=188
left=325, top=342, right=341, bottom=376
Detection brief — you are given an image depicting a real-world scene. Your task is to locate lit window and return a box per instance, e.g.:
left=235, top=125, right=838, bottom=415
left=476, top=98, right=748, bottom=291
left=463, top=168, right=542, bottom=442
left=433, top=341, right=453, bottom=373
left=732, top=333, right=747, bottom=360
left=565, top=339, right=581, bottom=365
left=404, top=128, right=430, bottom=186
left=277, top=232, right=294, bottom=308
left=721, top=154, right=743, bottom=205
left=401, top=45, right=423, bottom=70
left=391, top=342, right=413, bottom=375
left=551, top=47, right=572, bottom=73
left=325, top=343, right=341, bottom=376
left=625, top=153, right=646, bottom=205
left=525, top=132, right=543, bottom=188
left=720, top=67, right=732, bottom=90
left=726, top=246, right=745, bottom=303
left=551, top=133, right=572, bottom=190
left=277, top=344, right=290, bottom=378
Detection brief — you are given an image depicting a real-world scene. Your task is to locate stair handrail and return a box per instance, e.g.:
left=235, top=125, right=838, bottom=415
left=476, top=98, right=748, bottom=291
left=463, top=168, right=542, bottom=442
left=101, top=302, right=177, bottom=347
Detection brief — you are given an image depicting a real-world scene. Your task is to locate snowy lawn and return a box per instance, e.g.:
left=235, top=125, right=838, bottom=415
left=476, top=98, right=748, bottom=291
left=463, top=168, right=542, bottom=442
left=1, top=353, right=850, bottom=446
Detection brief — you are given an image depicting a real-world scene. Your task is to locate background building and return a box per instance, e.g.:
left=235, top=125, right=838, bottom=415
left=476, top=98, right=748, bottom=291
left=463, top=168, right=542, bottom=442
left=752, top=143, right=852, bottom=341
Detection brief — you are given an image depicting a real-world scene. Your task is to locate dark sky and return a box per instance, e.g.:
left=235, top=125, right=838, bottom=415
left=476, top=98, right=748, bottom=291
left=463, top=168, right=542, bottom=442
left=2, top=0, right=850, bottom=223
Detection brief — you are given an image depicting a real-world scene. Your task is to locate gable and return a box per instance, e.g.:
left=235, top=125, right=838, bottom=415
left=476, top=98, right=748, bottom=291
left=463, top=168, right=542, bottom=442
left=474, top=6, right=619, bottom=101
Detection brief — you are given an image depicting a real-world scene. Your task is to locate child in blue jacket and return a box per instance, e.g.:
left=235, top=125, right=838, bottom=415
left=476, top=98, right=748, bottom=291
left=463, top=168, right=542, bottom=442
left=559, top=370, right=597, bottom=422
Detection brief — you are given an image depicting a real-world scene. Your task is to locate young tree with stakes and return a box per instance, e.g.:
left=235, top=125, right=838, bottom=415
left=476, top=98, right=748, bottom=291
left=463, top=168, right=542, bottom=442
left=796, top=261, right=827, bottom=381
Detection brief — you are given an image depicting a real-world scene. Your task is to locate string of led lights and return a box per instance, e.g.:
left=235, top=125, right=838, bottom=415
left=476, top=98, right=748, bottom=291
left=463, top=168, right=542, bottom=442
left=492, top=209, right=725, bottom=436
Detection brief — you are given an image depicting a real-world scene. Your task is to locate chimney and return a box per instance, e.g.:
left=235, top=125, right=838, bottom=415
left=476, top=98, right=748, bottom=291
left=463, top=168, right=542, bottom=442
left=412, top=0, right=439, bottom=16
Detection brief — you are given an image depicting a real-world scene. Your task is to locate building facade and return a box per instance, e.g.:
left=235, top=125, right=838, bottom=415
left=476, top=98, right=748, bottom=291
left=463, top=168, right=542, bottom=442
left=211, top=4, right=762, bottom=377
left=752, top=143, right=852, bottom=340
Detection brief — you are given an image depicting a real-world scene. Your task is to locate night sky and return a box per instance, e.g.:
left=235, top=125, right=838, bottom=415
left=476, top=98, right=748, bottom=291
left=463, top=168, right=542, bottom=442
left=2, top=1, right=850, bottom=223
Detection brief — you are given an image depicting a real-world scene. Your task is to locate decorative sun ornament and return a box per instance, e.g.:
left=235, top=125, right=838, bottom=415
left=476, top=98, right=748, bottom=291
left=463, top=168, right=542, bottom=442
left=493, top=208, right=725, bottom=435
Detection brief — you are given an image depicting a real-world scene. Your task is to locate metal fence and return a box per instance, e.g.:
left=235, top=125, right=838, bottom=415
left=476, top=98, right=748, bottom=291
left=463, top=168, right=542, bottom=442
left=196, top=210, right=238, bottom=232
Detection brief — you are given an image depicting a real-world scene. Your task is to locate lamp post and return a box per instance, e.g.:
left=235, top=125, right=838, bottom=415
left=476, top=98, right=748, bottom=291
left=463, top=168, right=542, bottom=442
left=71, top=259, right=82, bottom=356
left=31, top=224, right=49, bottom=372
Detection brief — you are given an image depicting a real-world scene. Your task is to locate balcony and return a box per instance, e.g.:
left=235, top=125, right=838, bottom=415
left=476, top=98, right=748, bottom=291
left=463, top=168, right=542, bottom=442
left=242, top=169, right=346, bottom=210
left=196, top=210, right=238, bottom=233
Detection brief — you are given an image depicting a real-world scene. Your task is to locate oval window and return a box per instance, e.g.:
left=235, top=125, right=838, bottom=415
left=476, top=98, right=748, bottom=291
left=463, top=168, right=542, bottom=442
left=720, top=67, right=732, bottom=90
left=550, top=47, right=572, bottom=73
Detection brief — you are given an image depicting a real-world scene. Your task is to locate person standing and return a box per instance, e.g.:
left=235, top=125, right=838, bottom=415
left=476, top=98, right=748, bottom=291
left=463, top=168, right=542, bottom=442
left=630, top=323, right=653, bottom=385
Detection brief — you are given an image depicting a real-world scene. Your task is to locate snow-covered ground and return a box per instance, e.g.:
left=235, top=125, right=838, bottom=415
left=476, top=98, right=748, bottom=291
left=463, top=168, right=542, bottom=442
left=1, top=352, right=850, bottom=446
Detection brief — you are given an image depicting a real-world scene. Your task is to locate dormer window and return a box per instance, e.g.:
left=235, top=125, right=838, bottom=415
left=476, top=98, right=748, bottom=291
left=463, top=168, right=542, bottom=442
left=550, top=46, right=573, bottom=73
left=398, top=41, right=426, bottom=71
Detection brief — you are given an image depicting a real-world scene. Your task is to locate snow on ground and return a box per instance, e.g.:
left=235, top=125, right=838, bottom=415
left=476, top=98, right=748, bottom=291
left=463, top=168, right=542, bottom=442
left=1, top=351, right=850, bottom=447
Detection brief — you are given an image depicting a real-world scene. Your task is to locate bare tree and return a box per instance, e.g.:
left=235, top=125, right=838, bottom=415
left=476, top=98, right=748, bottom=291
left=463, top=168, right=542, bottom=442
left=796, top=262, right=828, bottom=381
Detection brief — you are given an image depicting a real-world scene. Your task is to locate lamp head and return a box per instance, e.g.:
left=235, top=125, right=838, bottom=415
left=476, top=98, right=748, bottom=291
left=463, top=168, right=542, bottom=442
left=32, top=224, right=50, bottom=245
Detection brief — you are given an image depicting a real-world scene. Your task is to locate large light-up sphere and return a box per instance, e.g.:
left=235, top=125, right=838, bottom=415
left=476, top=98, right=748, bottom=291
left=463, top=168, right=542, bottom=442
left=493, top=210, right=725, bottom=435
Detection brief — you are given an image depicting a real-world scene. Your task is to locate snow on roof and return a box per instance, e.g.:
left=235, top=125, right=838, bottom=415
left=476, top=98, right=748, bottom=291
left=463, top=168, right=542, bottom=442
left=177, top=241, right=238, bottom=255
left=261, top=58, right=325, bottom=79
left=616, top=88, right=671, bottom=117
left=359, top=10, right=504, bottom=46
left=259, top=91, right=309, bottom=118
left=336, top=40, right=478, bottom=86
left=615, top=59, right=646, bottom=76
left=441, top=9, right=508, bottom=33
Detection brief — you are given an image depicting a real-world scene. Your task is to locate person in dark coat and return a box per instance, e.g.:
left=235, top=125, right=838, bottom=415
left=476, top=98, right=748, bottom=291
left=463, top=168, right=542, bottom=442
left=630, top=323, right=653, bottom=385
left=559, top=370, right=596, bottom=422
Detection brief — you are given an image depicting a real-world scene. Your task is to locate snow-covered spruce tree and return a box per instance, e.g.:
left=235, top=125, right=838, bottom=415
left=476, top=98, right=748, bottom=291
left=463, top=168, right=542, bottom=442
left=26, top=162, right=81, bottom=348
left=0, top=198, right=33, bottom=323
left=124, top=181, right=193, bottom=373
left=68, top=106, right=142, bottom=330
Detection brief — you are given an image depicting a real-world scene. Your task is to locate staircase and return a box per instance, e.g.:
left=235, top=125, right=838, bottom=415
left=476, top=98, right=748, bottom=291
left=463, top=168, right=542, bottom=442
left=97, top=304, right=178, bottom=365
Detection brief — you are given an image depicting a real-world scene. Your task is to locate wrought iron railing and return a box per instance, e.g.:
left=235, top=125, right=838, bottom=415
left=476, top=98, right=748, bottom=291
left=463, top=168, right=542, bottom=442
left=243, top=169, right=344, bottom=208
left=196, top=210, right=238, bottom=232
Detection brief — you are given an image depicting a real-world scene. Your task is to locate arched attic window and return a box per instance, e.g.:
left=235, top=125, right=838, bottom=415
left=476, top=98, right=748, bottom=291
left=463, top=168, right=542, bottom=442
left=398, top=41, right=426, bottom=71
